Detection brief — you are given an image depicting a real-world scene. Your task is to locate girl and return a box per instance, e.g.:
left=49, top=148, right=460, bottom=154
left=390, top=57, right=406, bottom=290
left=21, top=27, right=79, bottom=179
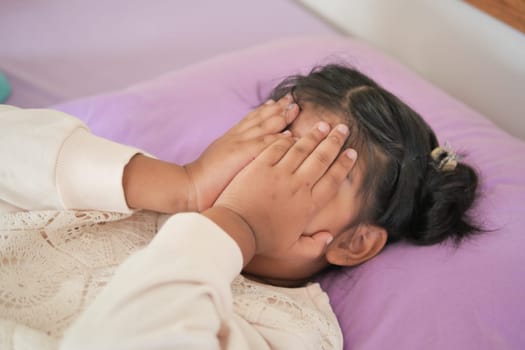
left=0, top=65, right=480, bottom=350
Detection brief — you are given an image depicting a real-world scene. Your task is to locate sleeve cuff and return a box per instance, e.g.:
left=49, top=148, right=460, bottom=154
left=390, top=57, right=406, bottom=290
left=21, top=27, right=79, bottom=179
left=56, top=128, right=142, bottom=212
left=152, top=213, right=244, bottom=283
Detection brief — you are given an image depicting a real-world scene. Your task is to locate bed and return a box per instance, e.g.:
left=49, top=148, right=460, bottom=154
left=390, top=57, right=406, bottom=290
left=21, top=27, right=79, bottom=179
left=2, top=1, right=525, bottom=349
left=54, top=36, right=525, bottom=349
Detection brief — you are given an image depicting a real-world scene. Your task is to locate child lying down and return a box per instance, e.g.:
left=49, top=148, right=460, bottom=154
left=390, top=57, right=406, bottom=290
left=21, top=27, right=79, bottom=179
left=0, top=64, right=480, bottom=350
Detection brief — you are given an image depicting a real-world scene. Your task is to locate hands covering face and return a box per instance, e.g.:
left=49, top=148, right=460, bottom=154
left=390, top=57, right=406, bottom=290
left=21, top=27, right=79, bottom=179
left=207, top=106, right=357, bottom=264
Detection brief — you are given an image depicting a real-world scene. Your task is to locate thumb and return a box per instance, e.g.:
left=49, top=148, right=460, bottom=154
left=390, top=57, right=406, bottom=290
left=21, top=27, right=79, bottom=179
left=292, top=231, right=333, bottom=259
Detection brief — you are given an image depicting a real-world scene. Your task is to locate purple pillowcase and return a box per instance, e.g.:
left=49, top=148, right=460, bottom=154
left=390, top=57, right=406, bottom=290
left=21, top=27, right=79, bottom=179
left=55, top=36, right=525, bottom=349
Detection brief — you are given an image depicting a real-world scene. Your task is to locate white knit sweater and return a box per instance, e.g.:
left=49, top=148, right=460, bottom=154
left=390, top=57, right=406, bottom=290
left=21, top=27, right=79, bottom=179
left=0, top=105, right=342, bottom=350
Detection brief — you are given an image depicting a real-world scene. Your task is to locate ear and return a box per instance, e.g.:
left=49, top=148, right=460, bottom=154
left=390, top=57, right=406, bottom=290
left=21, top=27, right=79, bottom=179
left=325, top=224, right=387, bottom=266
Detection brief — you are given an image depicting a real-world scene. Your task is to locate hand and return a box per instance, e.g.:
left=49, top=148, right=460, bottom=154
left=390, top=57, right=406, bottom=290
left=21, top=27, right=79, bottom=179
left=122, top=96, right=298, bottom=214
left=184, top=95, right=300, bottom=211
left=204, top=121, right=357, bottom=264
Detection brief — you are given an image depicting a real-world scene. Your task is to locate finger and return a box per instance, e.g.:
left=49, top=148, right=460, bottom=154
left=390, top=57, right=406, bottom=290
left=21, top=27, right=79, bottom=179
left=236, top=94, right=294, bottom=132
left=289, top=231, right=333, bottom=259
left=242, top=103, right=299, bottom=139
left=277, top=121, right=331, bottom=172
left=312, top=148, right=358, bottom=204
left=295, top=124, right=349, bottom=181
left=254, top=136, right=296, bottom=166
left=240, top=131, right=293, bottom=162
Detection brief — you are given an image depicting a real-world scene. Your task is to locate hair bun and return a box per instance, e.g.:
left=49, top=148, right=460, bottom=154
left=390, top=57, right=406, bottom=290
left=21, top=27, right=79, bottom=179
left=411, top=159, right=480, bottom=245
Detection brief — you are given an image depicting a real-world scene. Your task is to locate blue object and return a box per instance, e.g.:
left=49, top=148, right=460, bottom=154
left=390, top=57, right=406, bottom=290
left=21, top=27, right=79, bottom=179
left=0, top=73, right=11, bottom=103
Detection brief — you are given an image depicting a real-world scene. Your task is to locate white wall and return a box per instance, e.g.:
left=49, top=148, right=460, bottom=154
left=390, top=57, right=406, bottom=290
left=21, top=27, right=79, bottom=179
left=295, top=0, right=525, bottom=140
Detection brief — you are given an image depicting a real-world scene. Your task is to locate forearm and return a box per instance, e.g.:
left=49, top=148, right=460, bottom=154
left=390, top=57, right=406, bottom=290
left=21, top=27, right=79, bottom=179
left=123, top=154, right=196, bottom=213
left=0, top=105, right=197, bottom=214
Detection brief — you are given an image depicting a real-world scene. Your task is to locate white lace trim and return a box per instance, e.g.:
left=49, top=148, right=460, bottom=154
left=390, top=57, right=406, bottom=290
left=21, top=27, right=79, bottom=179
left=0, top=210, right=341, bottom=349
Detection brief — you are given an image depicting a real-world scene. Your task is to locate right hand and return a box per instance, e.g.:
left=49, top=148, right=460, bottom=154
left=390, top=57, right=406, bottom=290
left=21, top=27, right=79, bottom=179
left=204, top=121, right=357, bottom=263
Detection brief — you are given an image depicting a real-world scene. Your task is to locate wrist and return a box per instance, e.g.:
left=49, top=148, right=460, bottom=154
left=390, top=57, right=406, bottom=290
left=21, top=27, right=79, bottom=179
left=182, top=162, right=199, bottom=212
left=123, top=154, right=194, bottom=213
left=202, top=206, right=256, bottom=266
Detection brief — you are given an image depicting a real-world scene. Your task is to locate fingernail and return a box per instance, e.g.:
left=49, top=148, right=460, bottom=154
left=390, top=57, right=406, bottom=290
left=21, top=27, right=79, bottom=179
left=317, top=121, right=330, bottom=133
left=284, top=93, right=293, bottom=101
left=326, top=236, right=333, bottom=245
left=336, top=124, right=349, bottom=135
left=286, top=102, right=296, bottom=111
left=282, top=130, right=292, bottom=136
left=264, top=99, right=275, bottom=105
left=345, top=149, right=357, bottom=161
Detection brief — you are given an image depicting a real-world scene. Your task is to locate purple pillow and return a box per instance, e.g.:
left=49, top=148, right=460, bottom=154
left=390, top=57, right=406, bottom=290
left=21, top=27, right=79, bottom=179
left=55, top=36, right=525, bottom=349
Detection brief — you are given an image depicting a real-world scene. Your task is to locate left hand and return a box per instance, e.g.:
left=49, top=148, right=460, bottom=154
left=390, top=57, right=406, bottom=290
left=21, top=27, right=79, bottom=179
left=203, top=121, right=356, bottom=264
left=184, top=94, right=300, bottom=211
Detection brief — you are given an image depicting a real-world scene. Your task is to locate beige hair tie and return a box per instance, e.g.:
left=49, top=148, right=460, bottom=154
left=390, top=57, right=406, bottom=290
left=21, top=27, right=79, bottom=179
left=431, top=144, right=459, bottom=171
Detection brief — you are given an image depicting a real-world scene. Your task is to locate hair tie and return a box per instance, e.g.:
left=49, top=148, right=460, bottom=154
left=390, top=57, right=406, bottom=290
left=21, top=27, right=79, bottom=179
left=430, top=144, right=459, bottom=171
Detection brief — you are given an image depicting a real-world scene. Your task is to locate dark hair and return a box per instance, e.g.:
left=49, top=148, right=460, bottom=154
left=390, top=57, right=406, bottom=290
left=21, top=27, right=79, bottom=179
left=268, top=64, right=481, bottom=245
